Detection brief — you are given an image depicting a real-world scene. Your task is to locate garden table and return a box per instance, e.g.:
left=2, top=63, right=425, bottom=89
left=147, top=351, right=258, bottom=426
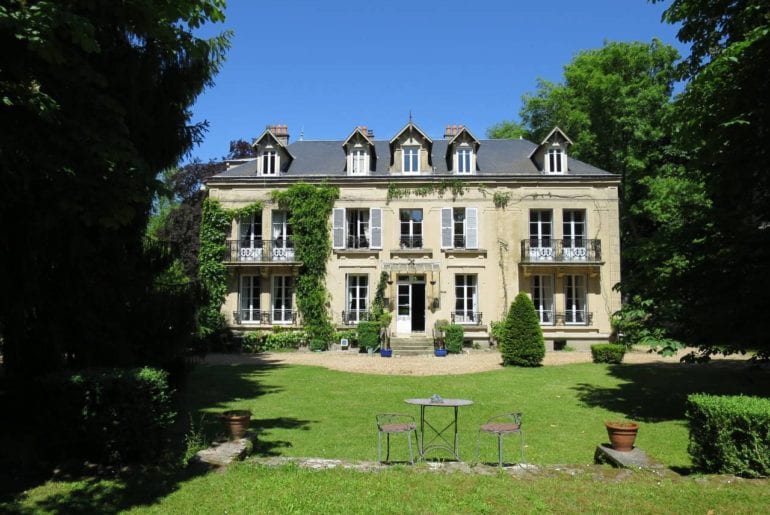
left=405, top=397, right=473, bottom=461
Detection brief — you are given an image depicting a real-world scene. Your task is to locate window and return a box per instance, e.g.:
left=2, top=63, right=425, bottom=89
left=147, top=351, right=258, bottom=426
left=441, top=207, right=478, bottom=249
left=546, top=148, right=564, bottom=174
left=532, top=275, right=554, bottom=324
left=563, top=210, right=587, bottom=259
left=239, top=212, right=262, bottom=260
left=272, top=276, right=293, bottom=324
left=271, top=210, right=294, bottom=260
left=455, top=147, right=473, bottom=174
left=403, top=146, right=420, bottom=173
left=529, top=209, right=553, bottom=259
left=261, top=149, right=278, bottom=175
left=454, top=275, right=478, bottom=323
left=400, top=209, right=423, bottom=248
left=347, top=209, right=370, bottom=248
left=350, top=148, right=368, bottom=175
left=240, top=276, right=261, bottom=323
left=565, top=275, right=587, bottom=324
left=346, top=274, right=369, bottom=324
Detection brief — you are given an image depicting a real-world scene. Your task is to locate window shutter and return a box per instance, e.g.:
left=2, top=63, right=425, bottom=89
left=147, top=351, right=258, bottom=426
left=333, top=208, right=346, bottom=249
left=369, top=207, right=382, bottom=249
left=441, top=207, right=453, bottom=249
left=466, top=208, right=478, bottom=249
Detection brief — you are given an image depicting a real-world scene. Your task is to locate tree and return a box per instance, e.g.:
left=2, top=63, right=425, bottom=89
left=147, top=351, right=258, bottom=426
left=487, top=120, right=527, bottom=139
left=501, top=293, right=545, bottom=367
left=0, top=1, right=230, bottom=379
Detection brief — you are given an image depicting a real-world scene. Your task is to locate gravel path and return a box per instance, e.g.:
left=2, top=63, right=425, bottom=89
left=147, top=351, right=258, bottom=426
left=202, top=348, right=729, bottom=376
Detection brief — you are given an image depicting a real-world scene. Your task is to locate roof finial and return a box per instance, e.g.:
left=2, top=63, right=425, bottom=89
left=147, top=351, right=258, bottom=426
left=408, top=110, right=412, bottom=123
left=299, top=126, right=304, bottom=141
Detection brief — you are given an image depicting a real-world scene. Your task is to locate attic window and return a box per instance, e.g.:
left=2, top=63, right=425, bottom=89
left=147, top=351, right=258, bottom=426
left=455, top=147, right=474, bottom=174
left=260, top=149, right=279, bottom=175
left=403, top=146, right=420, bottom=173
left=349, top=148, right=369, bottom=175
left=546, top=147, right=565, bottom=174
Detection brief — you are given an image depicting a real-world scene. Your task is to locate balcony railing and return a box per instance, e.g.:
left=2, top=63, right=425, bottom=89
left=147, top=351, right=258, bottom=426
left=451, top=311, right=483, bottom=325
left=341, top=310, right=373, bottom=325
left=520, top=239, right=601, bottom=263
left=537, top=310, right=594, bottom=326
left=226, top=239, right=297, bottom=263
left=346, top=235, right=370, bottom=249
left=399, top=235, right=423, bottom=249
left=233, top=309, right=297, bottom=325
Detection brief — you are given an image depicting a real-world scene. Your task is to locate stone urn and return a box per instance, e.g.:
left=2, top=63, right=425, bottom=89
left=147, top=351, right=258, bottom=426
left=221, top=410, right=252, bottom=439
left=605, top=421, right=639, bottom=452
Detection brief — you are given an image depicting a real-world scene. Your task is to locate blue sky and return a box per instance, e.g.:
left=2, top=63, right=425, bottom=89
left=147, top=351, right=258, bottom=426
left=189, top=0, right=687, bottom=163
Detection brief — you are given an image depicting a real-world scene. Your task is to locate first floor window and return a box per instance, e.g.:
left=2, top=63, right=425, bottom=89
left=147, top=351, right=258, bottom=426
left=347, top=209, right=370, bottom=248
left=239, top=213, right=263, bottom=260
left=346, top=275, right=369, bottom=324
left=532, top=275, right=554, bottom=324
left=400, top=209, right=423, bottom=248
left=453, top=208, right=466, bottom=248
left=454, top=275, right=478, bottom=323
left=565, top=275, right=587, bottom=324
left=240, top=276, right=261, bottom=323
left=272, top=276, right=293, bottom=324
left=529, top=209, right=553, bottom=260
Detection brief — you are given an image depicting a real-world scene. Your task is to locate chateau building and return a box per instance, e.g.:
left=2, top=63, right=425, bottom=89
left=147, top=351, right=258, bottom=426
left=205, top=122, right=621, bottom=350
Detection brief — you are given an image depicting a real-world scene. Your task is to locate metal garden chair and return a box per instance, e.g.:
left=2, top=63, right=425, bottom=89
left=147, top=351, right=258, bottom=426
left=475, top=412, right=524, bottom=467
left=376, top=413, right=417, bottom=464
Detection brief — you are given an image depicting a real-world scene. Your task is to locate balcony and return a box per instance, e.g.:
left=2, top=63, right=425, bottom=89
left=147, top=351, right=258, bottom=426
left=451, top=311, right=483, bottom=325
left=341, top=310, right=373, bottom=325
left=226, top=239, right=298, bottom=264
left=232, top=309, right=298, bottom=325
left=537, top=310, right=594, bottom=326
left=520, top=239, right=602, bottom=264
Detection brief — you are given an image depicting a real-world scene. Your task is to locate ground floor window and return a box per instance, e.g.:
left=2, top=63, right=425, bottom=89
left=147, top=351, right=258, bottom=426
left=454, top=274, right=478, bottom=323
left=346, top=274, right=369, bottom=324
left=532, top=275, right=554, bottom=324
left=565, top=275, right=587, bottom=324
left=240, top=275, right=260, bottom=323
left=272, top=276, right=293, bottom=324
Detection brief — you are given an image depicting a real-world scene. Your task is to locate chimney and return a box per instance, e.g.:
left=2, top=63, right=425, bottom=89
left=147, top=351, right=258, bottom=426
left=444, top=124, right=464, bottom=139
left=355, top=126, right=374, bottom=140
left=266, top=124, right=289, bottom=145
left=367, top=129, right=375, bottom=140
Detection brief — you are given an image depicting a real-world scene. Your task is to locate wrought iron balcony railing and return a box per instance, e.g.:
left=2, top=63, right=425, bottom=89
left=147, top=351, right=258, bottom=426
left=520, top=239, right=601, bottom=263
left=451, top=311, right=483, bottom=325
left=232, top=309, right=297, bottom=325
left=341, top=310, right=373, bottom=325
left=226, top=239, right=297, bottom=263
left=536, top=309, right=594, bottom=326
left=346, top=235, right=370, bottom=249
left=399, top=235, right=423, bottom=249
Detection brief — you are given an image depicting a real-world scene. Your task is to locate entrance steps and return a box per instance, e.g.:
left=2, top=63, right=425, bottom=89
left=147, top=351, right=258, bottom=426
left=389, top=336, right=434, bottom=356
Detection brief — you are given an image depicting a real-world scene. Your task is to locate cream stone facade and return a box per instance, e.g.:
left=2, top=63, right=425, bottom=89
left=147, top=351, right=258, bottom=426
left=207, top=123, right=621, bottom=350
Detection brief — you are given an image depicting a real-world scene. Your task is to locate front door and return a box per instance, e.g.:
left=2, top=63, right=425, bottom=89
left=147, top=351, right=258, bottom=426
left=396, top=275, right=426, bottom=335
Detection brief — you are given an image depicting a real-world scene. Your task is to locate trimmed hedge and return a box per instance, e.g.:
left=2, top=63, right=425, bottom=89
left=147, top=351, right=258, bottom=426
left=591, top=343, right=626, bottom=364
left=500, top=292, right=545, bottom=367
left=686, top=394, right=770, bottom=477
left=445, top=324, right=464, bottom=354
left=357, top=321, right=380, bottom=351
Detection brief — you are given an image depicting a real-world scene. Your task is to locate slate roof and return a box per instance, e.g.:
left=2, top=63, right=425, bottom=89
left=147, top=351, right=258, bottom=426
left=212, top=137, right=612, bottom=180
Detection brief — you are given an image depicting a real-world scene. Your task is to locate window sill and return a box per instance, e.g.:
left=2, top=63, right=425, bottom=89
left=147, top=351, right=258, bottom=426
left=441, top=248, right=487, bottom=256
left=334, top=248, right=380, bottom=255
left=390, top=247, right=433, bottom=256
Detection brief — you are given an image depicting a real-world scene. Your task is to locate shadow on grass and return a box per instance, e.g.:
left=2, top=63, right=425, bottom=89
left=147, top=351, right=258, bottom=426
left=572, top=360, right=770, bottom=422
left=251, top=416, right=313, bottom=456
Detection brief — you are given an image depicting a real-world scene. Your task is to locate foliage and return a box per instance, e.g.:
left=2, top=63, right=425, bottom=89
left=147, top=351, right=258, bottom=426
left=357, top=321, right=380, bottom=351
left=487, top=120, right=528, bottom=139
left=611, top=295, right=684, bottom=356
left=385, top=179, right=468, bottom=204
left=183, top=414, right=209, bottom=465
left=492, top=191, right=512, bottom=209
left=241, top=330, right=306, bottom=352
left=500, top=293, right=545, bottom=367
left=197, top=199, right=232, bottom=339
left=686, top=394, right=770, bottom=478
left=489, top=320, right=505, bottom=344
left=444, top=324, right=465, bottom=354
left=45, top=367, right=175, bottom=465
left=272, top=183, right=339, bottom=348
left=0, top=0, right=230, bottom=379
left=334, top=329, right=358, bottom=347
left=590, top=344, right=626, bottom=364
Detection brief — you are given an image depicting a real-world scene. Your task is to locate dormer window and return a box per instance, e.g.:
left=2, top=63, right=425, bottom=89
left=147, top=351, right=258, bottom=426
left=546, top=147, right=565, bottom=174
left=403, top=146, right=420, bottom=173
left=455, top=147, right=474, bottom=174
left=350, top=148, right=368, bottom=175
left=260, top=148, right=279, bottom=175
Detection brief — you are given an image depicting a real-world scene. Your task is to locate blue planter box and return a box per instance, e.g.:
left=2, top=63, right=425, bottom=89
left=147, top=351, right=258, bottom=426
left=380, top=349, right=393, bottom=357
left=434, top=349, right=448, bottom=357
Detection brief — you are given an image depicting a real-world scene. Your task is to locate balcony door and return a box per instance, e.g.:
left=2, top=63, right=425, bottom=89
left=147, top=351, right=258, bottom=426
left=271, top=210, right=294, bottom=261
left=529, top=210, right=553, bottom=260
left=272, top=276, right=293, bottom=324
left=239, top=213, right=262, bottom=261
left=563, top=210, right=587, bottom=260
left=396, top=275, right=425, bottom=334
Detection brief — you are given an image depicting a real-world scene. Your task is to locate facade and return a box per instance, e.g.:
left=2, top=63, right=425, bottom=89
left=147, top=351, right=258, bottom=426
left=206, top=122, right=621, bottom=350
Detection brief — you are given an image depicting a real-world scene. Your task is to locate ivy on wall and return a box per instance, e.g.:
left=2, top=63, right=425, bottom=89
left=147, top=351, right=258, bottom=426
left=271, top=183, right=339, bottom=349
left=386, top=179, right=469, bottom=204
left=198, top=198, right=264, bottom=338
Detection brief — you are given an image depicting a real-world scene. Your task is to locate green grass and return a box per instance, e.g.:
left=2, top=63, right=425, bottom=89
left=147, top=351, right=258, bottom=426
left=3, top=358, right=768, bottom=513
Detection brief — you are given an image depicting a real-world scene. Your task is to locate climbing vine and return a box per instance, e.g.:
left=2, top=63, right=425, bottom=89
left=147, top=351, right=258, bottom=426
left=272, top=183, right=339, bottom=349
left=493, top=191, right=512, bottom=209
left=198, top=198, right=264, bottom=338
left=385, top=179, right=470, bottom=204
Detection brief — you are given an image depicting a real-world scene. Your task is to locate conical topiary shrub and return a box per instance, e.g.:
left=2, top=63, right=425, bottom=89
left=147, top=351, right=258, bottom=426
left=501, top=292, right=545, bottom=366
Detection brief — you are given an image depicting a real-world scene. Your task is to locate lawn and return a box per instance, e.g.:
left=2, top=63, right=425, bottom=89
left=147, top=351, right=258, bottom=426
left=3, top=358, right=769, bottom=513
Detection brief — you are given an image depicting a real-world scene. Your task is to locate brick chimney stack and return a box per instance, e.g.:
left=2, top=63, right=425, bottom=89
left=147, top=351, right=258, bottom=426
left=356, top=125, right=375, bottom=140
left=444, top=124, right=464, bottom=139
left=267, top=124, right=289, bottom=145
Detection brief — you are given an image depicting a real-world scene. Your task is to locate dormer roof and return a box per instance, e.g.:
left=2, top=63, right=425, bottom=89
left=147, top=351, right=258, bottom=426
left=389, top=121, right=433, bottom=145
left=342, top=126, right=377, bottom=158
left=252, top=128, right=295, bottom=160
left=527, top=126, right=573, bottom=159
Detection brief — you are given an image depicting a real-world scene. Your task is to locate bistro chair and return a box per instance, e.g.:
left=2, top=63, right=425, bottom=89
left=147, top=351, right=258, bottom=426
left=475, top=412, right=524, bottom=467
left=376, top=413, right=417, bottom=465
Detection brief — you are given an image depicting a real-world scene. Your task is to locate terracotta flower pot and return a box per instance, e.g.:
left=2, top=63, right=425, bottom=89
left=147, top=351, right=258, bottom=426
left=221, top=410, right=252, bottom=439
left=605, top=421, right=639, bottom=452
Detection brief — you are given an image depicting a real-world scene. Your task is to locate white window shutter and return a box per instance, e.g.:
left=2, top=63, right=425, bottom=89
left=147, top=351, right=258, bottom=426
left=369, top=207, right=382, bottom=249
left=332, top=208, right=346, bottom=249
left=441, top=207, right=453, bottom=249
left=466, top=208, right=478, bottom=249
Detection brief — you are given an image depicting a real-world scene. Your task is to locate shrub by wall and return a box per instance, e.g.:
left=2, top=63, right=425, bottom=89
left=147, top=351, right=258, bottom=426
left=500, top=292, right=545, bottom=366
left=445, top=324, right=464, bottom=353
left=590, top=343, right=626, bottom=364
left=357, top=321, right=380, bottom=351
left=686, top=394, right=770, bottom=477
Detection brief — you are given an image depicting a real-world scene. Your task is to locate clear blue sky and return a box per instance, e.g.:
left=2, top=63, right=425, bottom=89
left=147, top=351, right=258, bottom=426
left=189, top=0, right=686, bottom=163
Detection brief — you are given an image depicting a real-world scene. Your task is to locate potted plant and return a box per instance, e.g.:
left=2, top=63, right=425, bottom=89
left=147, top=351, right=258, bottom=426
left=221, top=409, right=252, bottom=439
left=433, top=319, right=449, bottom=356
left=605, top=420, right=639, bottom=451
left=378, top=311, right=393, bottom=357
